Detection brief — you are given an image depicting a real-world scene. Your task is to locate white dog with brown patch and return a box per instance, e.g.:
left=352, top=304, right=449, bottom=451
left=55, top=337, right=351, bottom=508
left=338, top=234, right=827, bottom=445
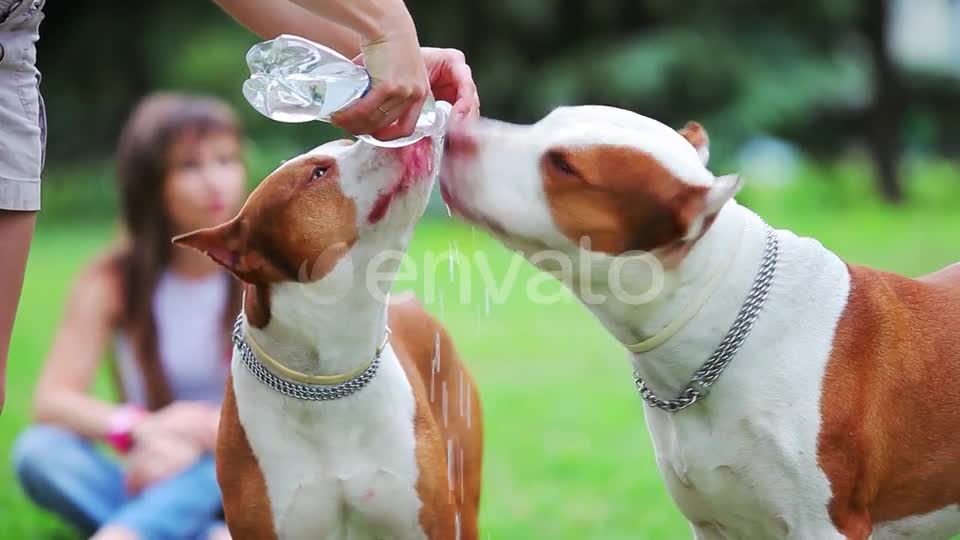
left=439, top=106, right=960, bottom=540
left=175, top=137, right=482, bottom=540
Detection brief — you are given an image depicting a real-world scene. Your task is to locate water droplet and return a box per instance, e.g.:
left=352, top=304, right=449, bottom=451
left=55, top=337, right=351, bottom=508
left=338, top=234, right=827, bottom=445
left=445, top=203, right=453, bottom=218
left=447, top=438, right=454, bottom=500
left=466, top=381, right=472, bottom=429
left=442, top=381, right=448, bottom=428
left=455, top=510, right=462, bottom=540
left=430, top=333, right=440, bottom=403
left=484, top=287, right=490, bottom=316
left=459, top=445, right=465, bottom=505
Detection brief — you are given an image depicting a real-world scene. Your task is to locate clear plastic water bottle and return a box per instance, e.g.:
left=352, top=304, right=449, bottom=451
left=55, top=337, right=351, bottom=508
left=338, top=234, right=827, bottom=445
left=242, top=34, right=449, bottom=148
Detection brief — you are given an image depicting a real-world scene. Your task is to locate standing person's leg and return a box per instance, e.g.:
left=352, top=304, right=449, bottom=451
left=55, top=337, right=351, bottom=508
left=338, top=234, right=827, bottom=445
left=0, top=210, right=35, bottom=408
left=0, top=0, right=46, bottom=412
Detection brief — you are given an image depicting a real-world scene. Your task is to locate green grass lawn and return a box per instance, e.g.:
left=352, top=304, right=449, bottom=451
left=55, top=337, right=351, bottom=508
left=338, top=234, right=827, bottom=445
left=3, top=163, right=959, bottom=539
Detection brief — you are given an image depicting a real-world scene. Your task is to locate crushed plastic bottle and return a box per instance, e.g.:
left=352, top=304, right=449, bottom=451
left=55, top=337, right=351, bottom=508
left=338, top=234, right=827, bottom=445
left=243, top=34, right=449, bottom=148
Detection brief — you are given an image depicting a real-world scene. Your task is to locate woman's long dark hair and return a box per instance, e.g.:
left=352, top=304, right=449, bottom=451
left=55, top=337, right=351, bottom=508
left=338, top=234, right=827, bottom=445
left=111, top=93, right=243, bottom=411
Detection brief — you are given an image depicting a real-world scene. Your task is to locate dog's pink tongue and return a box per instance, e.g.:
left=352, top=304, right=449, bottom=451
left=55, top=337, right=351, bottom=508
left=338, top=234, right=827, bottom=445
left=396, top=137, right=436, bottom=182
left=367, top=138, right=437, bottom=225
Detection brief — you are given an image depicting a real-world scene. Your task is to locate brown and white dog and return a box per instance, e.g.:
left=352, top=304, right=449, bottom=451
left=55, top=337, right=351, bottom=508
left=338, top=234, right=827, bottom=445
left=175, top=137, right=482, bottom=539
left=440, top=106, right=960, bottom=539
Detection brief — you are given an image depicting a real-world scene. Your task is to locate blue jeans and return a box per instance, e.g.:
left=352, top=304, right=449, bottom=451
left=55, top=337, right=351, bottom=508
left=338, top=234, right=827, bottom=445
left=12, top=425, right=225, bottom=540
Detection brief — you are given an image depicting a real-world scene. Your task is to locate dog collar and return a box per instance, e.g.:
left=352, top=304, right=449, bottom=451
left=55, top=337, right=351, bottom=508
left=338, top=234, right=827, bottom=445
left=232, top=314, right=389, bottom=401
left=625, top=219, right=747, bottom=353
left=633, top=223, right=779, bottom=413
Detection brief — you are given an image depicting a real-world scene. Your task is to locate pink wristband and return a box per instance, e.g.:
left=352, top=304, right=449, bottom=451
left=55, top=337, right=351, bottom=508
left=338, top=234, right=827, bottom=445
left=106, top=404, right=145, bottom=454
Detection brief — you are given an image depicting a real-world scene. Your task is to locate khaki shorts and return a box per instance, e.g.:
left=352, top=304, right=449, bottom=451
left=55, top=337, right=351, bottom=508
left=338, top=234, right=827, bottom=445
left=0, top=0, right=45, bottom=211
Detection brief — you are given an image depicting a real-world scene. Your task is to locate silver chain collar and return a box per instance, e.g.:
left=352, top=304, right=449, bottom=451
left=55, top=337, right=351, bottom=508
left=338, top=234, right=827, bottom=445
left=633, top=224, right=779, bottom=413
left=231, top=315, right=382, bottom=401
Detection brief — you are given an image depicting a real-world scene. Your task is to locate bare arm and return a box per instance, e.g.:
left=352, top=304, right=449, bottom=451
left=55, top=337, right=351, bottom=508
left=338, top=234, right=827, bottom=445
left=283, top=0, right=414, bottom=45
left=33, top=262, right=123, bottom=439
left=213, top=0, right=362, bottom=57
left=214, top=0, right=480, bottom=139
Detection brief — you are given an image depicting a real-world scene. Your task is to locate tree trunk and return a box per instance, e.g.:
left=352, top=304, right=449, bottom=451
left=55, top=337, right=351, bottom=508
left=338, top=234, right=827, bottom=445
left=862, top=0, right=906, bottom=204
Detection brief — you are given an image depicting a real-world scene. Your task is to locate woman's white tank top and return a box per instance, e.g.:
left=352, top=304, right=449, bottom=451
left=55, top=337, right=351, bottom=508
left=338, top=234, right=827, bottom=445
left=114, top=270, right=231, bottom=406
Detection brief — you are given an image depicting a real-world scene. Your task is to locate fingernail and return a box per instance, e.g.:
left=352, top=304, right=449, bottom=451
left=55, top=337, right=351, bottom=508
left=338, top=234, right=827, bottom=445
left=455, top=111, right=466, bottom=121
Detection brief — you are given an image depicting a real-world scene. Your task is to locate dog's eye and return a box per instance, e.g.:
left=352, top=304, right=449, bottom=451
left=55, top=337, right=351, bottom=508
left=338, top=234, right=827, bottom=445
left=547, top=150, right=578, bottom=177
left=311, top=166, right=328, bottom=180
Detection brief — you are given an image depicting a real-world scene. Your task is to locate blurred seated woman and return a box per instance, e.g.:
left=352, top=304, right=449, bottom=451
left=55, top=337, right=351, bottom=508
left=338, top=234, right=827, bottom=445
left=12, top=93, right=247, bottom=540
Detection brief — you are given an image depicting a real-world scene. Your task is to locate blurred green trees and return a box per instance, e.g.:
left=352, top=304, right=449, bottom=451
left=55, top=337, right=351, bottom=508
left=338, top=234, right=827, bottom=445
left=37, top=0, right=960, bottom=202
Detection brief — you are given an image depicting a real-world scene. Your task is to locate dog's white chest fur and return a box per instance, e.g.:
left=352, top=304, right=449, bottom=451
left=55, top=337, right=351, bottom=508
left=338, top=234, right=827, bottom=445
left=639, top=226, right=960, bottom=539
left=232, top=346, right=428, bottom=540
left=639, top=227, right=853, bottom=539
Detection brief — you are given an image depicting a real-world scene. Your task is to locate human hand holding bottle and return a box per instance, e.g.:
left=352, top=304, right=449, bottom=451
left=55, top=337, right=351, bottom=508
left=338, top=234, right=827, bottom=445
left=334, top=45, right=480, bottom=140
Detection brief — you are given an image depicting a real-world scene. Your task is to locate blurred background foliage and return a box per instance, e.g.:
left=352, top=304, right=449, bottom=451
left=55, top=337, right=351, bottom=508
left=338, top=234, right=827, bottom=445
left=7, top=2, right=959, bottom=537
left=37, top=0, right=960, bottom=219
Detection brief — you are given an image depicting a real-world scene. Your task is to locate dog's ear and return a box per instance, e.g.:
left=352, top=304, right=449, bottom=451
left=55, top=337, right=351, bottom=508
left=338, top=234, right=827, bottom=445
left=173, top=220, right=249, bottom=277
left=174, top=218, right=302, bottom=284
left=679, top=121, right=710, bottom=165
left=705, top=173, right=742, bottom=215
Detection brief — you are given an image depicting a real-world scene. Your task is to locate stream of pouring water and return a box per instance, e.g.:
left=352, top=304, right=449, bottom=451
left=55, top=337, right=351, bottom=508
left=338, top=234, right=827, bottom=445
left=438, top=186, right=482, bottom=540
